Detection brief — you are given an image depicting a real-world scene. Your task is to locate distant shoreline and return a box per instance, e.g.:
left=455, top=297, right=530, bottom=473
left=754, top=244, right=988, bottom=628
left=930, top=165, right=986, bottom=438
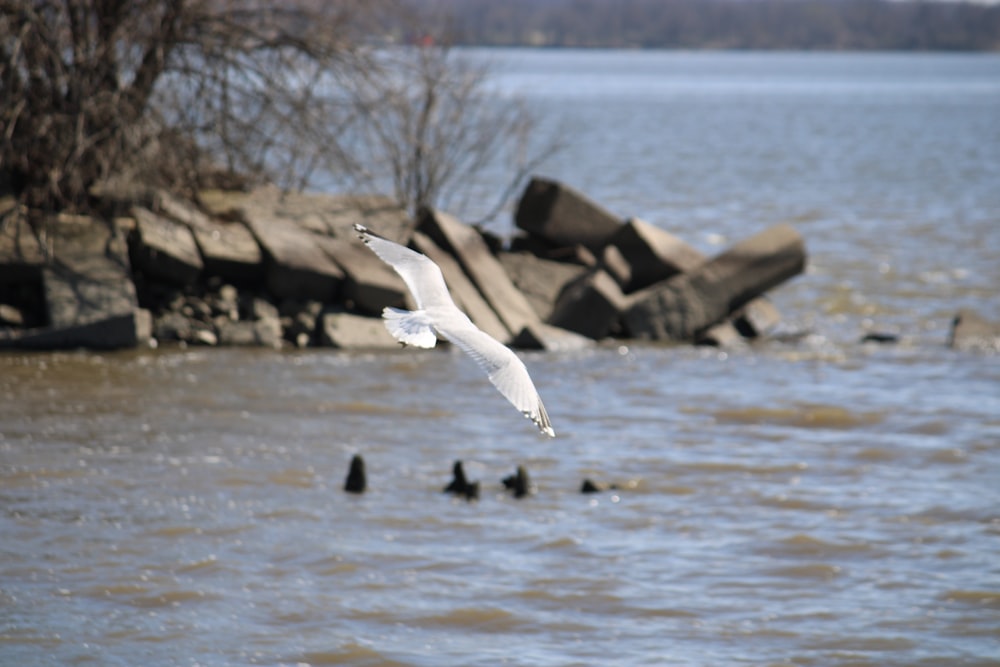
left=407, top=0, right=1000, bottom=53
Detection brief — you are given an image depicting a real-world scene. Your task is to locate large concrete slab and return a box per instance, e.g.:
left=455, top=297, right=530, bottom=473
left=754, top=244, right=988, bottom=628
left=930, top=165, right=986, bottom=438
left=0, top=214, right=150, bottom=349
left=241, top=207, right=344, bottom=302
left=515, top=177, right=622, bottom=251
left=419, top=208, right=540, bottom=337
left=152, top=190, right=262, bottom=284
left=497, top=251, right=586, bottom=321
left=201, top=187, right=412, bottom=242
left=318, top=311, right=401, bottom=349
left=548, top=269, right=630, bottom=340
left=130, top=207, right=204, bottom=285
left=623, top=224, right=806, bottom=341
left=0, top=309, right=151, bottom=350
left=314, top=235, right=410, bottom=315
left=0, top=204, right=46, bottom=281
left=608, top=217, right=705, bottom=292
left=43, top=214, right=139, bottom=328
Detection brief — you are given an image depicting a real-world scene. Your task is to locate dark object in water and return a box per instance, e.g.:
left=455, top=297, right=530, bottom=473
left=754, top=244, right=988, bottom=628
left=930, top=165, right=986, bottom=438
left=444, top=460, right=480, bottom=501
left=860, top=332, right=899, bottom=344
left=344, top=454, right=367, bottom=494
left=580, top=478, right=620, bottom=494
left=502, top=464, right=533, bottom=499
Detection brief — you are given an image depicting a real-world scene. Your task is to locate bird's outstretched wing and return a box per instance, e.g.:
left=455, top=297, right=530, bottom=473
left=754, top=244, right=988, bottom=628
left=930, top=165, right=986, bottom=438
left=353, top=224, right=453, bottom=310
left=436, top=318, right=555, bottom=437
left=353, top=223, right=555, bottom=437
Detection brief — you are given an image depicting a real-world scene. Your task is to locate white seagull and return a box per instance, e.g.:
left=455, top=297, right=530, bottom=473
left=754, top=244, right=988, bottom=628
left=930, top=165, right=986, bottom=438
left=353, top=223, right=555, bottom=437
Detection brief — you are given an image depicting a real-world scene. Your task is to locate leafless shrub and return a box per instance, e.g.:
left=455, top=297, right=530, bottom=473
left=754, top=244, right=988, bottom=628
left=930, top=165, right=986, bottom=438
left=0, top=0, right=384, bottom=213
left=1, top=1, right=557, bottom=232
left=335, top=44, right=562, bottom=224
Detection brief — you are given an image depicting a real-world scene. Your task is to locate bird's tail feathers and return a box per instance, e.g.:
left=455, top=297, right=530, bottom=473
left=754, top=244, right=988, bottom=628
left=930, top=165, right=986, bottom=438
left=383, top=307, right=437, bottom=348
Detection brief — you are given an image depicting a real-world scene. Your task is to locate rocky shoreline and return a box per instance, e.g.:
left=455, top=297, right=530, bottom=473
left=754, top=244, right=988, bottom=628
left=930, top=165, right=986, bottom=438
left=0, top=177, right=995, bottom=353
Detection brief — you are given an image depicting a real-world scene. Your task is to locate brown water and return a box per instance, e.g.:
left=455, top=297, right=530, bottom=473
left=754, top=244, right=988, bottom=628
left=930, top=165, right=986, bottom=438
left=2, top=341, right=998, bottom=666
left=3, top=50, right=1000, bottom=666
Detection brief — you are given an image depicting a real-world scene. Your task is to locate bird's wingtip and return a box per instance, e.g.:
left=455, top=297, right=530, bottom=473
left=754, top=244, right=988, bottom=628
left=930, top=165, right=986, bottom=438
left=529, top=412, right=555, bottom=437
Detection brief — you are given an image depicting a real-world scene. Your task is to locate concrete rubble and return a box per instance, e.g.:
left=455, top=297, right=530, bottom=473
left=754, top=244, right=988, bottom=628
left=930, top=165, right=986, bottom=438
left=0, top=176, right=823, bottom=352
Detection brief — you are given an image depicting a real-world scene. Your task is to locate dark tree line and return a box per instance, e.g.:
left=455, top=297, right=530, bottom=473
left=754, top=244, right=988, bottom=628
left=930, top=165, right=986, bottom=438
left=410, top=0, right=1000, bottom=51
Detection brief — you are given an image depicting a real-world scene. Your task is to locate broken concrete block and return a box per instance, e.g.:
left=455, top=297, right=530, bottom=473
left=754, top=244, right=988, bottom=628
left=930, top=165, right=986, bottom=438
left=153, top=191, right=262, bottom=284
left=548, top=269, right=630, bottom=340
left=0, top=212, right=48, bottom=327
left=511, top=322, right=595, bottom=351
left=314, top=235, right=409, bottom=315
left=733, top=297, right=782, bottom=339
left=0, top=309, right=151, bottom=350
left=130, top=207, right=204, bottom=285
left=608, top=217, right=704, bottom=291
left=241, top=207, right=343, bottom=302
left=515, top=177, right=622, bottom=251
left=0, top=210, right=46, bottom=281
left=42, top=214, right=140, bottom=331
left=497, top=251, right=586, bottom=321
left=623, top=224, right=806, bottom=341
left=598, top=243, right=632, bottom=291
left=696, top=321, right=747, bottom=348
left=318, top=311, right=401, bottom=349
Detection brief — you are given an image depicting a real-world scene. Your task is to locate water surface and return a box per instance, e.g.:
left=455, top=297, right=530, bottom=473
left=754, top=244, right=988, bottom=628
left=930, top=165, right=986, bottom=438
left=3, top=50, right=1000, bottom=666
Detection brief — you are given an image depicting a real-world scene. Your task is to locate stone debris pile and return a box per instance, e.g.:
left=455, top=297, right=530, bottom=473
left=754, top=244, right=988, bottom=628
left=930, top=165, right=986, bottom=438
left=0, top=177, right=820, bottom=351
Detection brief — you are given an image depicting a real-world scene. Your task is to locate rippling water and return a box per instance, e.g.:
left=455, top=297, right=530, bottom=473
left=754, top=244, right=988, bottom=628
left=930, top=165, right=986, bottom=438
left=3, top=51, right=1000, bottom=666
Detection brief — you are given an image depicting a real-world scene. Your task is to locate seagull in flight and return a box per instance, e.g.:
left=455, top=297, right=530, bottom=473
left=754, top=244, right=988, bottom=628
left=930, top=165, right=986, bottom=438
left=353, top=223, right=555, bottom=437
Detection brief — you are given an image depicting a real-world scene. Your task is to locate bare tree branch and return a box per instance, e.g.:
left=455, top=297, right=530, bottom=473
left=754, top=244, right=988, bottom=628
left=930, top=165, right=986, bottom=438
left=1, top=0, right=388, bottom=213
left=334, top=44, right=562, bottom=223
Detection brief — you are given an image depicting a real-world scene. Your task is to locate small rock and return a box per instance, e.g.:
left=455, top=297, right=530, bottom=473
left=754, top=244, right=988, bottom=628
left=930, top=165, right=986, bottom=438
left=153, top=310, right=193, bottom=342
left=190, top=326, right=218, bottom=346
left=949, top=309, right=1000, bottom=353
left=185, top=296, right=213, bottom=322
left=580, top=478, right=619, bottom=494
left=246, top=296, right=279, bottom=322
left=216, top=318, right=282, bottom=348
left=0, top=303, right=25, bottom=327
